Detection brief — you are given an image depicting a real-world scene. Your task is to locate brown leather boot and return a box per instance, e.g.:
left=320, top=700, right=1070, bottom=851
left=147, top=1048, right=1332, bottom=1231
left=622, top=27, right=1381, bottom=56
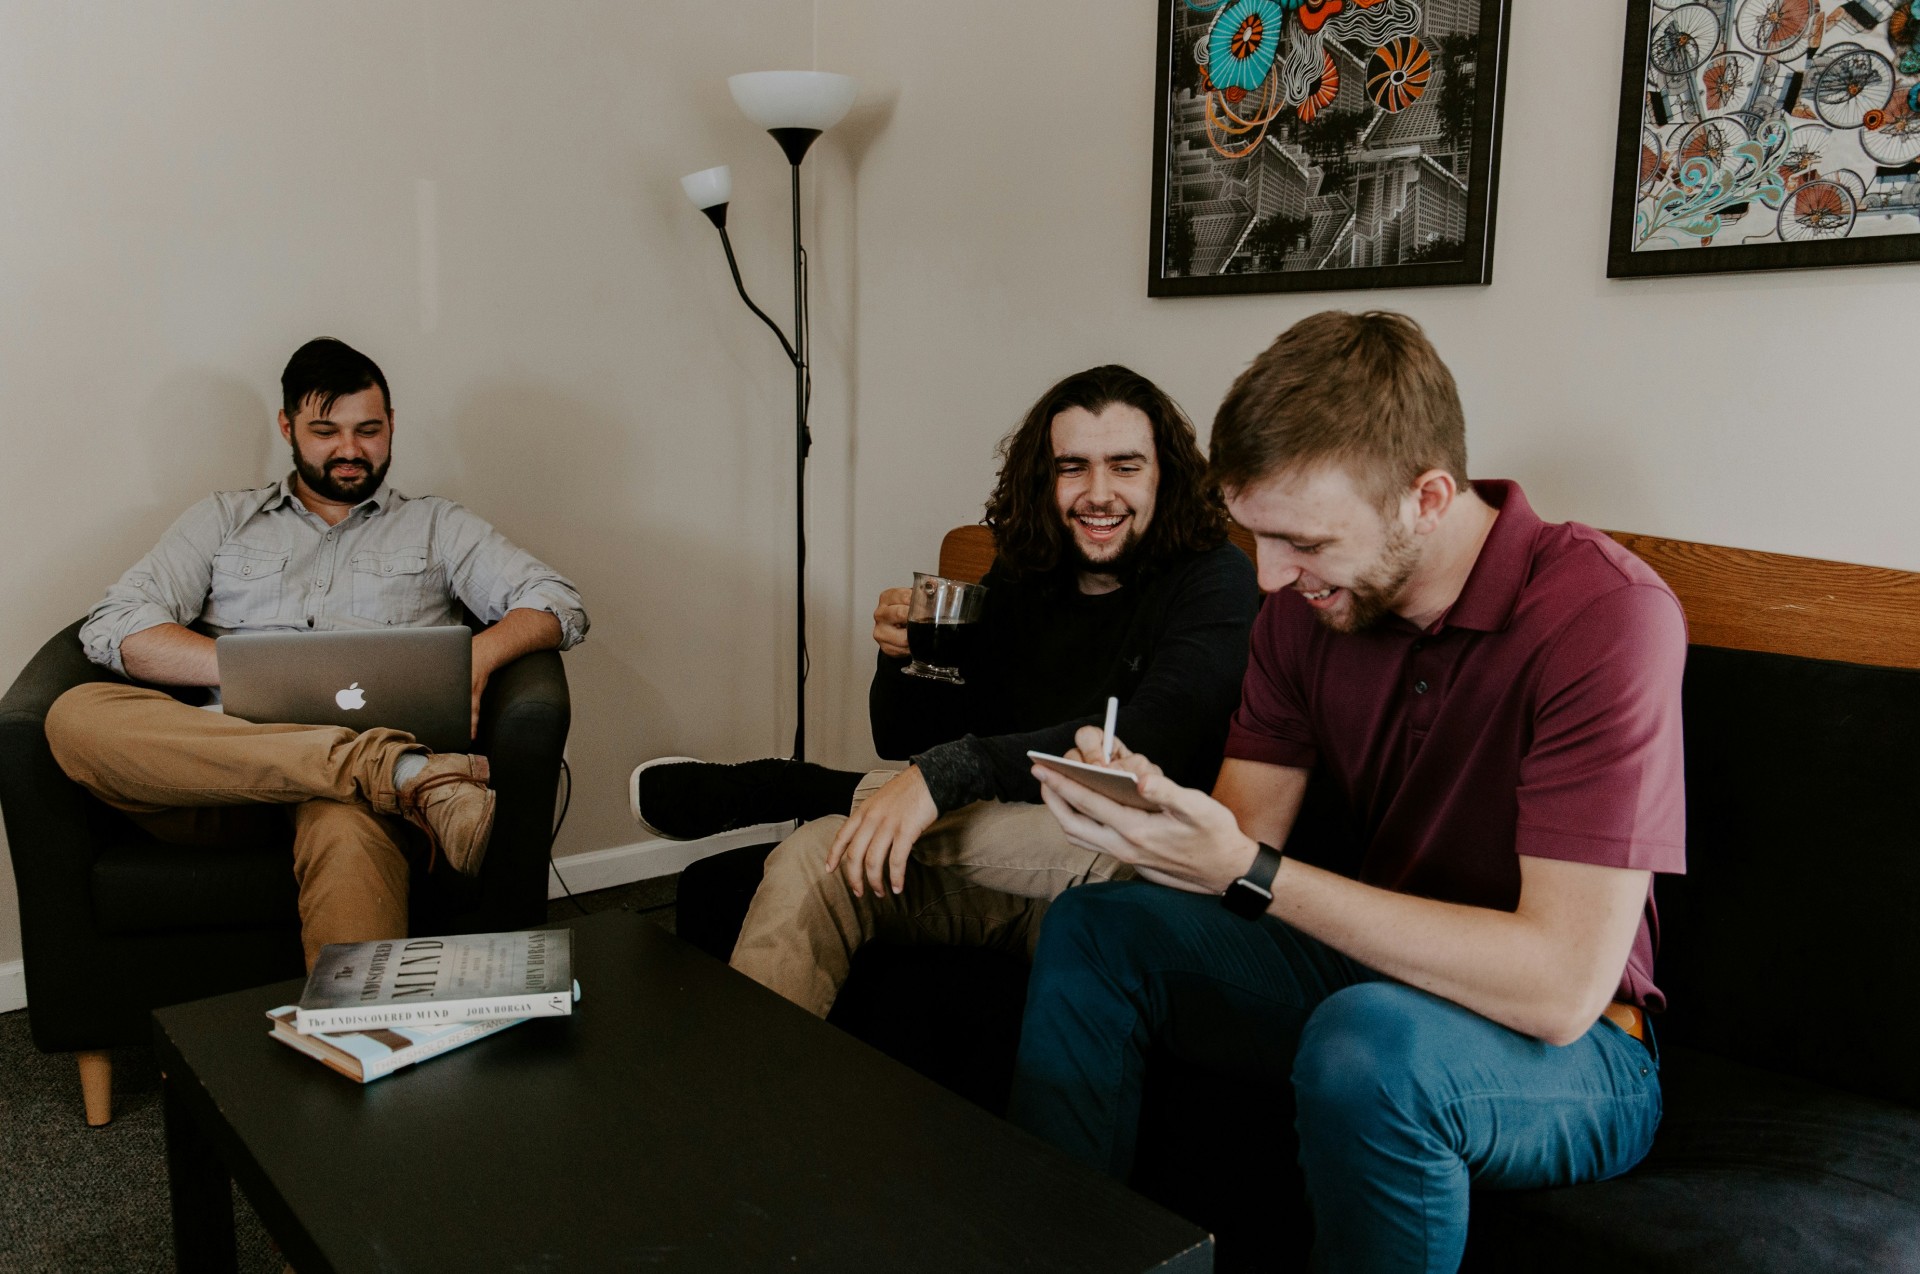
left=397, top=754, right=496, bottom=876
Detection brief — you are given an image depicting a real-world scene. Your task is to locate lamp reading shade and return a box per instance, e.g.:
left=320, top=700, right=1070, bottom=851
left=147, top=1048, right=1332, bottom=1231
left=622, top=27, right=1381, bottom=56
left=680, top=165, right=732, bottom=228
left=680, top=165, right=732, bottom=210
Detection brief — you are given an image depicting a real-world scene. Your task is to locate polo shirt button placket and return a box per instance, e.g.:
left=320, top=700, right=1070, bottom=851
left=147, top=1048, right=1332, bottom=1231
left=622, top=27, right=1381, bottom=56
left=1408, top=636, right=1443, bottom=734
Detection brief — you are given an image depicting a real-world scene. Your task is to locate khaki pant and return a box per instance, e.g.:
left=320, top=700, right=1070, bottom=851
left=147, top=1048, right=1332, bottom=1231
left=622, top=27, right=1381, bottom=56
left=730, top=769, right=1133, bottom=1017
left=45, top=681, right=427, bottom=969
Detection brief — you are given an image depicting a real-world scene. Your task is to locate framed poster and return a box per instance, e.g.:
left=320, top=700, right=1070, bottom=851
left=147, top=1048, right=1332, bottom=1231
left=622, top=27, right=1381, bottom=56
left=1148, top=0, right=1512, bottom=297
left=1609, top=0, right=1920, bottom=278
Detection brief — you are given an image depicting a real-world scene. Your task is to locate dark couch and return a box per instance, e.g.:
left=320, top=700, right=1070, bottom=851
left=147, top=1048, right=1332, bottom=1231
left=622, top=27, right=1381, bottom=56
left=680, top=584, right=1920, bottom=1270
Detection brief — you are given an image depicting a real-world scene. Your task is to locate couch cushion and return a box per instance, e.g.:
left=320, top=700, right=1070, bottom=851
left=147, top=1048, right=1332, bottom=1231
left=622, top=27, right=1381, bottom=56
left=1465, top=1045, right=1920, bottom=1272
left=830, top=944, right=1030, bottom=1114
left=91, top=836, right=299, bottom=934
left=1662, top=646, right=1920, bottom=1106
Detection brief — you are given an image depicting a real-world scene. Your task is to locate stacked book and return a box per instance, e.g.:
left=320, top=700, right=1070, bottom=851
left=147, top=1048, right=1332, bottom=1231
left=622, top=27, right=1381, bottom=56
left=266, top=929, right=579, bottom=1083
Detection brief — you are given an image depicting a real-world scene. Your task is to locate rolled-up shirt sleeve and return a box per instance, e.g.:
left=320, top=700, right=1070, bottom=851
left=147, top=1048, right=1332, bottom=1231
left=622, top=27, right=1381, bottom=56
left=79, top=498, right=226, bottom=675
left=435, top=503, right=589, bottom=649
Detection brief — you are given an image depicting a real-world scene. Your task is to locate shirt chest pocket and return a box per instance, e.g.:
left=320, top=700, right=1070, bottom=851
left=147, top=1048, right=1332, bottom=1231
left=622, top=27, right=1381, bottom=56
left=208, top=546, right=290, bottom=624
left=350, top=547, right=434, bottom=623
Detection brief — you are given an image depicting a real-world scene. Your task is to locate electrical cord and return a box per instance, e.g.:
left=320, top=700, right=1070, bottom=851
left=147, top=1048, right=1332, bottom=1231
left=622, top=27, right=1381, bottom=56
left=546, top=757, right=588, bottom=916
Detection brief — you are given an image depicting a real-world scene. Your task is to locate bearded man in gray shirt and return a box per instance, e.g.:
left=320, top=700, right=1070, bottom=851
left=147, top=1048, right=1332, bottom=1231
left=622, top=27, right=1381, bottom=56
left=45, top=338, right=588, bottom=968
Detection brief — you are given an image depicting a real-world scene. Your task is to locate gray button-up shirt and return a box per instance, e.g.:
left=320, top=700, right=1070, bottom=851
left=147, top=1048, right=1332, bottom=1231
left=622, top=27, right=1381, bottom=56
left=80, top=475, right=589, bottom=676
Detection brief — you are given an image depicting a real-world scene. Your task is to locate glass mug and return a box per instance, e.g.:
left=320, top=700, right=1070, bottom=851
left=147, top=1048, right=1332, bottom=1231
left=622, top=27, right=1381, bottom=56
left=902, top=572, right=988, bottom=684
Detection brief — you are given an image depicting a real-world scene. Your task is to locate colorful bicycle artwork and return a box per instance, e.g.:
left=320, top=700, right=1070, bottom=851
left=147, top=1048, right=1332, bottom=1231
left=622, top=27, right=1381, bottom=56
left=1609, top=0, right=1920, bottom=276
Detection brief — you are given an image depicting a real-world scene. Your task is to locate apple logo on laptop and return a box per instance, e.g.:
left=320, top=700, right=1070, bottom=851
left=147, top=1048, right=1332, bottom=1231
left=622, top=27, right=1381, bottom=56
left=336, top=683, right=367, bottom=711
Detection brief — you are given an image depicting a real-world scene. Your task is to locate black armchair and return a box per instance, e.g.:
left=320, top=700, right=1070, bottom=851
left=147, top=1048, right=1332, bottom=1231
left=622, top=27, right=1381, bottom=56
left=0, top=619, right=570, bottom=1124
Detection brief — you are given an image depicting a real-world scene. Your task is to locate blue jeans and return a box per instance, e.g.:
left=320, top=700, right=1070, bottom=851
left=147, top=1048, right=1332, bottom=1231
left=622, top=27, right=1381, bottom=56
left=1008, top=881, right=1662, bottom=1274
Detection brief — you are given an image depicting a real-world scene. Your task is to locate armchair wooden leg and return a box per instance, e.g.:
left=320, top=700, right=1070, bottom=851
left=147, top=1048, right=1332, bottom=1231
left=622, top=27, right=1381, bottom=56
left=76, top=1049, right=112, bottom=1127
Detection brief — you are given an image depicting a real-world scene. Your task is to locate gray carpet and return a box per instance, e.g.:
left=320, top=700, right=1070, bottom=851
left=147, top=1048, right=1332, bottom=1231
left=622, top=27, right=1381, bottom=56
left=0, top=877, right=678, bottom=1273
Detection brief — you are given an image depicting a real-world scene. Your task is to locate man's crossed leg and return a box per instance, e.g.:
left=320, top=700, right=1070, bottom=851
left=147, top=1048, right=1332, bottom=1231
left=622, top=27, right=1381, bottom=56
left=46, top=681, right=495, bottom=968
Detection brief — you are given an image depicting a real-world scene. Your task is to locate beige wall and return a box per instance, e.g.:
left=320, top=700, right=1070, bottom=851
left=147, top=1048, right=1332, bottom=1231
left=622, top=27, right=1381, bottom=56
left=810, top=0, right=1919, bottom=769
left=4, top=0, right=1916, bottom=971
left=0, top=0, right=842, bottom=966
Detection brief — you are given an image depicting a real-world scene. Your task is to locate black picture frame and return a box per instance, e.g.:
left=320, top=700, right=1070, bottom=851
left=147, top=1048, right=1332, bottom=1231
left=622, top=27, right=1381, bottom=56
left=1607, top=0, right=1920, bottom=279
left=1148, top=0, right=1512, bottom=298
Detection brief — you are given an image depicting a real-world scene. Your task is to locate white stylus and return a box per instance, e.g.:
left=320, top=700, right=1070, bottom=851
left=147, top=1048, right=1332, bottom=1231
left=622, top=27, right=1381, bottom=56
left=1101, top=695, right=1119, bottom=763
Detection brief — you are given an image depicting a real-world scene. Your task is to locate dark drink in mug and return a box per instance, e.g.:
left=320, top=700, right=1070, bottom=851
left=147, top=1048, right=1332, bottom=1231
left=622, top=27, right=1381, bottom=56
left=902, top=572, right=987, bottom=683
left=907, top=619, right=983, bottom=673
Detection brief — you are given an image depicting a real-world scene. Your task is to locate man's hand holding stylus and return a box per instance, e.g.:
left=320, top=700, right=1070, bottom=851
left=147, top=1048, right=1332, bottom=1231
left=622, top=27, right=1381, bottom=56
left=1035, top=725, right=1256, bottom=895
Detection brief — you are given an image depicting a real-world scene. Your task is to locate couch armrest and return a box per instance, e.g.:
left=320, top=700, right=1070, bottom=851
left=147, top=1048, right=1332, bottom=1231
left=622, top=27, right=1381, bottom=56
left=467, top=648, right=570, bottom=932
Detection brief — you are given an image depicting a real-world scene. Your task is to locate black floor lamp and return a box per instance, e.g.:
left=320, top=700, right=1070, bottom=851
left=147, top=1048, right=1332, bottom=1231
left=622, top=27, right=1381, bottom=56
left=682, top=70, right=858, bottom=764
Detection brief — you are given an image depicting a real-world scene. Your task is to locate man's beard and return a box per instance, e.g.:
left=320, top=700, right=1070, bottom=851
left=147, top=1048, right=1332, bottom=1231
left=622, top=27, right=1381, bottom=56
left=293, top=448, right=388, bottom=504
left=1066, top=513, right=1147, bottom=578
left=1316, top=521, right=1420, bottom=634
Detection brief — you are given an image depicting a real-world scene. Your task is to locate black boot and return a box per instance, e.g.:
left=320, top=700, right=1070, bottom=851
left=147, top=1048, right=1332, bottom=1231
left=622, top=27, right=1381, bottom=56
left=628, top=757, right=864, bottom=840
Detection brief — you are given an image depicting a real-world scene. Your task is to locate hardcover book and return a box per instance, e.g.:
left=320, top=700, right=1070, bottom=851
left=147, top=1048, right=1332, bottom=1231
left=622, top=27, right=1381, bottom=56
left=295, top=929, right=577, bottom=1035
left=266, top=1007, right=527, bottom=1083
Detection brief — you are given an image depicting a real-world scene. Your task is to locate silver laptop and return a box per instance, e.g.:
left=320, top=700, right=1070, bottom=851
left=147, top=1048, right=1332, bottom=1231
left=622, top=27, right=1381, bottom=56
left=217, top=626, right=472, bottom=752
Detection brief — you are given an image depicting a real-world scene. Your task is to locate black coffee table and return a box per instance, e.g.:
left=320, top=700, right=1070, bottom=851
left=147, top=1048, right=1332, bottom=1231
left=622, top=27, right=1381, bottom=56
left=154, top=910, right=1212, bottom=1272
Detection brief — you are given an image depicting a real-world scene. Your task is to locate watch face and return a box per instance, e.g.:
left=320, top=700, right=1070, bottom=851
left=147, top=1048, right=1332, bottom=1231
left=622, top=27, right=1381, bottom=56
left=1222, top=878, right=1272, bottom=921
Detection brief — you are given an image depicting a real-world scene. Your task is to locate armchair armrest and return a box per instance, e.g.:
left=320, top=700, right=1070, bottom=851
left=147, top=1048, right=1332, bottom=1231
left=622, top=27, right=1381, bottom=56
left=0, top=621, right=126, bottom=1042
left=0, top=619, right=121, bottom=884
left=467, top=648, right=570, bottom=932
left=0, top=618, right=117, bottom=720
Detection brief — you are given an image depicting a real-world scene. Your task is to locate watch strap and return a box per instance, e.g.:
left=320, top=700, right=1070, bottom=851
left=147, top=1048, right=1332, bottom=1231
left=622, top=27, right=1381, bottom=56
left=1243, top=841, right=1283, bottom=891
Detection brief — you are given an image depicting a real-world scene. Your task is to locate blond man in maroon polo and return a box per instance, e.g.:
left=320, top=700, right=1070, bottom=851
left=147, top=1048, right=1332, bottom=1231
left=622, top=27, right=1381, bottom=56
left=1008, top=312, right=1687, bottom=1273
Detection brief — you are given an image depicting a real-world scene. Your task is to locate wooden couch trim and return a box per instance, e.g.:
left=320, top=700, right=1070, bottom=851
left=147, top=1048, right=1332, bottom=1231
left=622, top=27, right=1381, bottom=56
left=938, top=524, right=1920, bottom=672
left=1603, top=533, right=1920, bottom=672
left=938, top=524, right=1258, bottom=586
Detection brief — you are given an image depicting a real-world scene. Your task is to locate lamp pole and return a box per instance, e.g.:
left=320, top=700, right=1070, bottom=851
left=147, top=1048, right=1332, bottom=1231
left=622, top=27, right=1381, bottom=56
left=789, top=158, right=810, bottom=761
left=681, top=72, right=854, bottom=762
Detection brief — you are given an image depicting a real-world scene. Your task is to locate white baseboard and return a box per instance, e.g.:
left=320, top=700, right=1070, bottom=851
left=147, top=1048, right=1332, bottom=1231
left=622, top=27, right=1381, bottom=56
left=546, top=823, right=794, bottom=900
left=0, top=960, right=25, bottom=1013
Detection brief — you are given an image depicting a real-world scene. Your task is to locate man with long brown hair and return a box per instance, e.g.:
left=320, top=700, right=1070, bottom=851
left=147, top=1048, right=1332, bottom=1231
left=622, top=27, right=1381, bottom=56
left=1013, top=313, right=1687, bottom=1271
left=632, top=364, right=1258, bottom=1017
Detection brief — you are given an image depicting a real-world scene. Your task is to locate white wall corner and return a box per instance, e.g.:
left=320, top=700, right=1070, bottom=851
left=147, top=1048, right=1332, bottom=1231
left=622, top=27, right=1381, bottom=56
left=0, top=960, right=26, bottom=1014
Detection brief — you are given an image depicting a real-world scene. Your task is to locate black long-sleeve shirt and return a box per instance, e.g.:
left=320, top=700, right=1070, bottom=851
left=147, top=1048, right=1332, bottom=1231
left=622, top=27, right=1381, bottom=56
left=868, top=542, right=1260, bottom=813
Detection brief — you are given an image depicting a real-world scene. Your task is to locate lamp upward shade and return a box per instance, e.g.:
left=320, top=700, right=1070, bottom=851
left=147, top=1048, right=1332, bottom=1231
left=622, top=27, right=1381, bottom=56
left=727, top=71, right=858, bottom=131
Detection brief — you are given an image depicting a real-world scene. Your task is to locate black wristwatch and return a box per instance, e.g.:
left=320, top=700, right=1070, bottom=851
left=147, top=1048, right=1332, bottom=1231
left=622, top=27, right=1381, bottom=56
left=1222, top=842, right=1284, bottom=920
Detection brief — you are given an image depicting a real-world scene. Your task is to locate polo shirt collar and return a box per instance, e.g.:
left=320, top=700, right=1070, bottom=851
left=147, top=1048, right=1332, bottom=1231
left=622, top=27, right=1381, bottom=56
left=1436, top=479, right=1539, bottom=634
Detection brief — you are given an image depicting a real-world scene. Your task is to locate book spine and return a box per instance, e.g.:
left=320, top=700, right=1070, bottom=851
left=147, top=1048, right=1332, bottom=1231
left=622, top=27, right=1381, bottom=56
left=295, top=992, right=571, bottom=1035
left=357, top=1017, right=520, bottom=1081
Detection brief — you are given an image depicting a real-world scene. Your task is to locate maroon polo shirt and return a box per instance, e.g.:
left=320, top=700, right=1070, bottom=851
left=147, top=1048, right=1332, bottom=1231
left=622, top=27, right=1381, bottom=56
left=1225, top=480, right=1688, bottom=1009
